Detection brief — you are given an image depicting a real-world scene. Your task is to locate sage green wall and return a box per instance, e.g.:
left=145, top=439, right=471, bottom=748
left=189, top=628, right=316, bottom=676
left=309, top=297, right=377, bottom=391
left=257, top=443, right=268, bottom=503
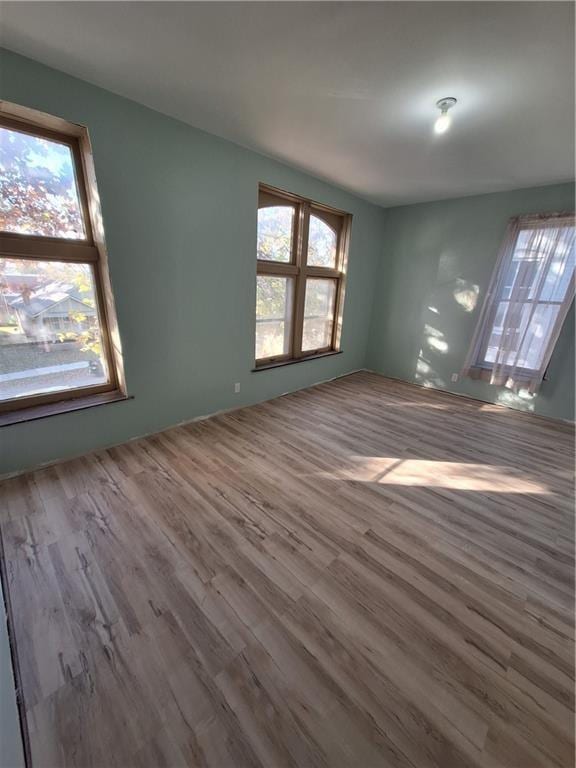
left=0, top=49, right=386, bottom=476
left=368, top=183, right=575, bottom=421
left=1, top=50, right=574, bottom=476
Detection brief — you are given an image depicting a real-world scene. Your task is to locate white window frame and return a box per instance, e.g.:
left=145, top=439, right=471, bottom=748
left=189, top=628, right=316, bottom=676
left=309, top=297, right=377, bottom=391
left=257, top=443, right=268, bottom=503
left=464, top=212, right=575, bottom=388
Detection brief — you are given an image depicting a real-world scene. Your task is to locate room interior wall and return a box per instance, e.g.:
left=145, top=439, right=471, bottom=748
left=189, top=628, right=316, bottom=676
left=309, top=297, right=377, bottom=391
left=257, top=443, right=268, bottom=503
left=0, top=48, right=386, bottom=476
left=0, top=44, right=574, bottom=768
left=0, top=49, right=574, bottom=478
left=367, top=182, right=575, bottom=422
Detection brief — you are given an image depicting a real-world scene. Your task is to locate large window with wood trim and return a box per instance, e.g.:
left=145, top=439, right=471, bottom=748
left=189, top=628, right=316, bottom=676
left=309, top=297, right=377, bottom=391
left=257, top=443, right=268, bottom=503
left=0, top=103, right=125, bottom=418
left=255, top=184, right=351, bottom=366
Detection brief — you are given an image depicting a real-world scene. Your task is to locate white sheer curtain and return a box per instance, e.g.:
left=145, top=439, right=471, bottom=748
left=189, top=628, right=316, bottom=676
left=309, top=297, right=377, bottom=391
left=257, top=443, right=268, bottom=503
left=463, top=212, right=575, bottom=393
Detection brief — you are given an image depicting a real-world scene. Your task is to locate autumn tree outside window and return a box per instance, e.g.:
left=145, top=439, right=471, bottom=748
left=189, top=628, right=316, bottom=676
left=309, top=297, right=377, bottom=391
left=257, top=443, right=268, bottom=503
left=255, top=184, right=351, bottom=366
left=0, top=103, right=125, bottom=419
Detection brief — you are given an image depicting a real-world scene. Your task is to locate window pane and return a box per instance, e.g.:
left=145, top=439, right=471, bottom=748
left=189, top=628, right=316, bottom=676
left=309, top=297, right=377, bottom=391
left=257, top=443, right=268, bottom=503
left=479, top=221, right=575, bottom=373
left=484, top=301, right=524, bottom=365
left=255, top=275, right=293, bottom=359
left=483, top=300, right=560, bottom=370
left=257, top=206, right=294, bottom=263
left=502, top=255, right=536, bottom=301
left=0, top=126, right=86, bottom=239
left=540, top=227, right=575, bottom=301
left=302, top=278, right=337, bottom=352
left=516, top=304, right=560, bottom=370
left=507, top=226, right=576, bottom=302
left=307, top=215, right=337, bottom=268
left=0, top=259, right=108, bottom=402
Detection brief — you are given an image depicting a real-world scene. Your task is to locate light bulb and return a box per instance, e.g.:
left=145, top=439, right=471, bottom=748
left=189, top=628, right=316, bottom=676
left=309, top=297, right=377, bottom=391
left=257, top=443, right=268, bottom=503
left=434, top=112, right=451, bottom=134
left=434, top=97, right=457, bottom=135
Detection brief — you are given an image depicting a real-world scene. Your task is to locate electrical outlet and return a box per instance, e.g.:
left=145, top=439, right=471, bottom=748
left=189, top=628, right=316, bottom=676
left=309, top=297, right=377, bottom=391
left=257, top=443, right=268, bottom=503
left=234, top=382, right=241, bottom=393
left=451, top=373, right=459, bottom=383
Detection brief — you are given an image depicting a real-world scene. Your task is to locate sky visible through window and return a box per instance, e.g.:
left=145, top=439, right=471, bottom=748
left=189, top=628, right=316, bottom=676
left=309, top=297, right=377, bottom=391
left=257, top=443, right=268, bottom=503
left=0, top=126, right=86, bottom=238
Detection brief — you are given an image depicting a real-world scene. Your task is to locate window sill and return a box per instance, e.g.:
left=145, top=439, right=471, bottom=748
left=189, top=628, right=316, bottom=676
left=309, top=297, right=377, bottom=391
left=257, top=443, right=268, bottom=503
left=0, top=390, right=132, bottom=427
left=253, top=350, right=342, bottom=372
left=468, top=364, right=539, bottom=383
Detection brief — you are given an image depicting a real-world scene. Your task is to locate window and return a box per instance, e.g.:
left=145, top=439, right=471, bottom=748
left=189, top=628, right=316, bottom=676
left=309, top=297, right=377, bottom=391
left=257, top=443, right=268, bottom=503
left=255, top=185, right=351, bottom=366
left=464, top=213, right=575, bottom=390
left=0, top=103, right=125, bottom=417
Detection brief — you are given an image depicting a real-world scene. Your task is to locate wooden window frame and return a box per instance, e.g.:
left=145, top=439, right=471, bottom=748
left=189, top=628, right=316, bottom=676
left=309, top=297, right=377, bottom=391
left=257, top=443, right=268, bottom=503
left=255, top=183, right=351, bottom=367
left=0, top=101, right=126, bottom=417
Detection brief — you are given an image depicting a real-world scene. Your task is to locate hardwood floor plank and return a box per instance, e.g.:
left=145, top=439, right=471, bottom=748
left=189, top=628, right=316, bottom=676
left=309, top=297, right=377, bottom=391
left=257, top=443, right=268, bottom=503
left=1, top=371, right=573, bottom=767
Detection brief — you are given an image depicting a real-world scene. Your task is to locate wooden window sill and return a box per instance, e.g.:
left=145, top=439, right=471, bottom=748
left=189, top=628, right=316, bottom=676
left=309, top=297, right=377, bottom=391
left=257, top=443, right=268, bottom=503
left=0, top=390, right=132, bottom=427
left=253, top=350, right=342, bottom=372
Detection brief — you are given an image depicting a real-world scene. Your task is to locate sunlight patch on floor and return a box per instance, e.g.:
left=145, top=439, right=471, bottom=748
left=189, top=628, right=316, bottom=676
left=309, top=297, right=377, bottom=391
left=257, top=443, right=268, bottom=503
left=496, top=389, right=536, bottom=412
left=320, top=457, right=548, bottom=494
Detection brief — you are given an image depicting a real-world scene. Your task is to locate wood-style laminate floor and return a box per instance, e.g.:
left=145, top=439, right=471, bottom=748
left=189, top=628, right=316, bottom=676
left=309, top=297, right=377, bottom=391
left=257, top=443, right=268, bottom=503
left=1, top=372, right=574, bottom=768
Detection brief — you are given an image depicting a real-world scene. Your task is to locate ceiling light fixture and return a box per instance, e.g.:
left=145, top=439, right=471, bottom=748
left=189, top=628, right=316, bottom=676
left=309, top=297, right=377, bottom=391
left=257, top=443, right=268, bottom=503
left=434, top=97, right=457, bottom=134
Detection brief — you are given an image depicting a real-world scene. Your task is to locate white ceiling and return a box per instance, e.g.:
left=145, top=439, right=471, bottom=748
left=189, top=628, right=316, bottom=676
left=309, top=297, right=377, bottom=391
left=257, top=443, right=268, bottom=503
left=1, top=2, right=574, bottom=207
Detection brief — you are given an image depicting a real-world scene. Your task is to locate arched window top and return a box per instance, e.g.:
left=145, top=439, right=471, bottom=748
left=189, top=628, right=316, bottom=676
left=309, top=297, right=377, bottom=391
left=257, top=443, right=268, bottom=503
left=257, top=205, right=294, bottom=263
left=307, top=214, right=337, bottom=268
left=255, top=184, right=351, bottom=366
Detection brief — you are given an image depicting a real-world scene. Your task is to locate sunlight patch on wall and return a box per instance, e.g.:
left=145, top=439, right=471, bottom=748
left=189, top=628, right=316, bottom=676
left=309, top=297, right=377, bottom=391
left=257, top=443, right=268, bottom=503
left=423, top=324, right=449, bottom=353
left=415, top=350, right=446, bottom=388
left=427, top=336, right=449, bottom=352
left=453, top=278, right=479, bottom=312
